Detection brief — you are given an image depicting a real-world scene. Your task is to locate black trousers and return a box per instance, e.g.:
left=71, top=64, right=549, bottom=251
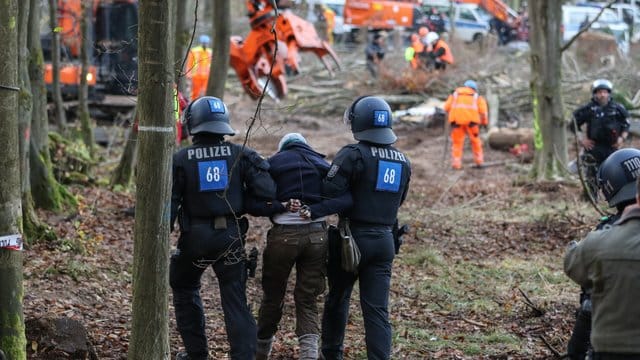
left=170, top=222, right=256, bottom=360
left=321, top=223, right=395, bottom=360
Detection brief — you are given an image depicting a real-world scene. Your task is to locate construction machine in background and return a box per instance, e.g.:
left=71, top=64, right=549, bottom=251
left=43, top=0, right=139, bottom=118
left=46, top=0, right=337, bottom=112
left=455, top=0, right=521, bottom=42
left=229, top=0, right=341, bottom=100
left=343, top=0, right=428, bottom=31
left=456, top=0, right=517, bottom=24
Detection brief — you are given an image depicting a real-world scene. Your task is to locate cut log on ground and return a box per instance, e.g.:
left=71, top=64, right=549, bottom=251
left=487, top=127, right=535, bottom=151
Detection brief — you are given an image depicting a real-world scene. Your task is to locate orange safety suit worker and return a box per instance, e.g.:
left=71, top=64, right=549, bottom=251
left=406, top=33, right=425, bottom=69
left=186, top=43, right=212, bottom=100
left=323, top=6, right=336, bottom=44
left=443, top=82, right=488, bottom=169
left=432, top=38, right=454, bottom=66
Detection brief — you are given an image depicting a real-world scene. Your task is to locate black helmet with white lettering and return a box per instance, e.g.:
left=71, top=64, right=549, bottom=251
left=183, top=96, right=236, bottom=136
left=598, top=148, right=640, bottom=207
left=343, top=96, right=396, bottom=145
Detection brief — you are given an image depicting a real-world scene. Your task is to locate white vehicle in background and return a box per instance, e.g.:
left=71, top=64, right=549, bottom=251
left=577, top=2, right=640, bottom=43
left=422, top=2, right=492, bottom=43
left=563, top=5, right=630, bottom=55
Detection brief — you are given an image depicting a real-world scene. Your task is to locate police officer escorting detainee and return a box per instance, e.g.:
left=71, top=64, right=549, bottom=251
left=320, top=96, right=411, bottom=360
left=565, top=148, right=640, bottom=360
left=170, top=96, right=276, bottom=360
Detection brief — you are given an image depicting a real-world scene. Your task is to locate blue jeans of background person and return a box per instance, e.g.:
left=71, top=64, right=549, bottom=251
left=170, top=222, right=256, bottom=360
left=321, top=223, right=395, bottom=360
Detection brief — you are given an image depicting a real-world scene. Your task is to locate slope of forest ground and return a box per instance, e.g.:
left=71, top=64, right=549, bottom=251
left=23, top=39, right=640, bottom=359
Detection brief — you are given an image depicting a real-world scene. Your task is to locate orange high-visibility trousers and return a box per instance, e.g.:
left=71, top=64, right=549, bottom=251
left=190, top=75, right=208, bottom=100
left=451, top=124, right=484, bottom=169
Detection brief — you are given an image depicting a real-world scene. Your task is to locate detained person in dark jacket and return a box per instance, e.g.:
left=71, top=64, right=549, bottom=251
left=248, top=133, right=352, bottom=360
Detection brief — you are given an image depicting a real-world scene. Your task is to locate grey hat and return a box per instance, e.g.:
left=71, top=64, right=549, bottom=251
left=278, top=132, right=307, bottom=151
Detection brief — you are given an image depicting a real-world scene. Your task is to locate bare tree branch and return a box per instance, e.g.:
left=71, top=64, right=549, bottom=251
left=561, top=0, right=616, bottom=53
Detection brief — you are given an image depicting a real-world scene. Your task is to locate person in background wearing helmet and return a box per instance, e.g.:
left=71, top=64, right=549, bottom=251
left=565, top=148, right=640, bottom=360
left=443, top=80, right=489, bottom=169
left=186, top=35, right=213, bottom=101
left=572, top=79, right=629, bottom=199
left=422, top=31, right=453, bottom=70
left=320, top=96, right=411, bottom=360
left=247, top=133, right=350, bottom=360
left=365, top=32, right=386, bottom=78
left=170, top=96, right=277, bottom=360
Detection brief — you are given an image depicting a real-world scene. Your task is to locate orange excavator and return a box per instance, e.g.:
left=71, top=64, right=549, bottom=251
left=47, top=0, right=336, bottom=109
left=44, top=0, right=139, bottom=104
left=343, top=0, right=427, bottom=31
left=229, top=0, right=341, bottom=100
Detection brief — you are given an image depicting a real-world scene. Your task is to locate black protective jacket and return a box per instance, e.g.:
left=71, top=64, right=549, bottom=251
left=573, top=99, right=629, bottom=147
left=170, top=134, right=276, bottom=230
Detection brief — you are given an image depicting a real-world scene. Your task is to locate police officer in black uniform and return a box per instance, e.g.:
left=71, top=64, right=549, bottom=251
left=572, top=79, right=629, bottom=198
left=320, top=96, right=411, bottom=360
left=567, top=148, right=640, bottom=360
left=170, top=96, right=276, bottom=360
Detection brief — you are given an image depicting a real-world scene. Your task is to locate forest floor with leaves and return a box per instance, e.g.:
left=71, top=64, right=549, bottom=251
left=23, top=41, right=640, bottom=359
left=25, top=112, right=638, bottom=359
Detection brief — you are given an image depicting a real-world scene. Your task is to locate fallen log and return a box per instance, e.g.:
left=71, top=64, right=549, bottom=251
left=487, top=127, right=535, bottom=151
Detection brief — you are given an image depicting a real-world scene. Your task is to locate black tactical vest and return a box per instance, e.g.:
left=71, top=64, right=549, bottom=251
left=344, top=143, right=410, bottom=225
left=176, top=142, right=245, bottom=218
left=587, top=102, right=627, bottom=146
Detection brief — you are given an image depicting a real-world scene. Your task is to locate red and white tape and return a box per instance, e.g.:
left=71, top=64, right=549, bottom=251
left=0, top=234, right=23, bottom=251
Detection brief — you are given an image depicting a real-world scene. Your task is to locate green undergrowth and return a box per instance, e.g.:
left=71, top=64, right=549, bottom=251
left=389, top=245, right=574, bottom=357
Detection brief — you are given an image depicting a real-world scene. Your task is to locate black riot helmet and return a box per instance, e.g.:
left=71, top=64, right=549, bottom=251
left=183, top=96, right=236, bottom=136
left=597, top=148, right=640, bottom=207
left=343, top=96, right=397, bottom=145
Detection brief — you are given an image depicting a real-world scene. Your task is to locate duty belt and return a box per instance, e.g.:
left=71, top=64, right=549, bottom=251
left=191, top=215, right=236, bottom=229
left=273, top=222, right=326, bottom=231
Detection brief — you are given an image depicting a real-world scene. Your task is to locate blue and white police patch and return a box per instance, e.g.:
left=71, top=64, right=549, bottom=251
left=373, top=110, right=389, bottom=127
left=198, top=160, right=229, bottom=191
left=207, top=98, right=225, bottom=114
left=376, top=160, right=402, bottom=192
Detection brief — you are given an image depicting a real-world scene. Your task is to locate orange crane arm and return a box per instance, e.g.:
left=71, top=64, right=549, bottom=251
left=457, top=0, right=516, bottom=22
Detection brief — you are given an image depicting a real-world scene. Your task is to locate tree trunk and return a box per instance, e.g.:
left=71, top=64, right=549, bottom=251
left=28, top=0, right=73, bottom=212
left=204, top=0, right=214, bottom=24
left=79, top=0, right=95, bottom=158
left=207, top=0, right=231, bottom=99
left=174, top=0, right=189, bottom=93
left=127, top=0, right=174, bottom=357
left=528, top=0, right=568, bottom=180
left=48, top=0, right=67, bottom=134
left=0, top=1, right=27, bottom=359
left=17, top=0, right=40, bottom=239
left=111, top=108, right=138, bottom=187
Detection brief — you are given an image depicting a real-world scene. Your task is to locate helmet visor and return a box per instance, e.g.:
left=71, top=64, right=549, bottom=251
left=343, top=107, right=352, bottom=127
